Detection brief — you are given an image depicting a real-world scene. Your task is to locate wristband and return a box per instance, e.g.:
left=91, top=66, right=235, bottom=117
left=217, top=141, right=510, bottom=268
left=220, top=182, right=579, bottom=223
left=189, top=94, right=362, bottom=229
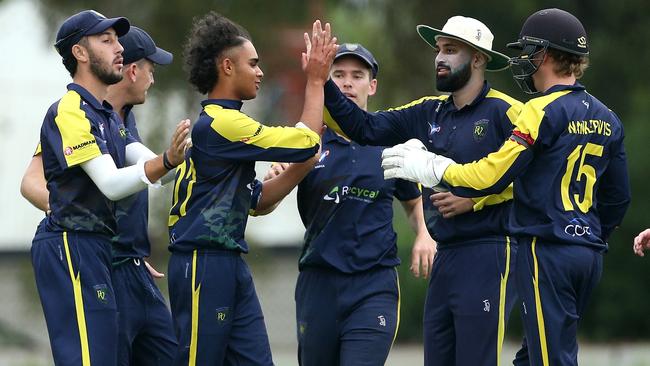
left=163, top=151, right=175, bottom=170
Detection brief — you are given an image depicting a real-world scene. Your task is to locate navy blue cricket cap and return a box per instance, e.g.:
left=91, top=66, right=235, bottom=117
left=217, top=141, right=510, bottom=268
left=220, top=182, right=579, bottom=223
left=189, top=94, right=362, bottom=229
left=334, top=43, right=379, bottom=78
left=120, top=26, right=173, bottom=65
left=55, top=10, right=130, bottom=57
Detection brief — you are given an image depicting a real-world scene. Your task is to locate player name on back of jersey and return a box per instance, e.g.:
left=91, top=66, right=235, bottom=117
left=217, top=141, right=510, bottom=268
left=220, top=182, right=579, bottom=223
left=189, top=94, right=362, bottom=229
left=567, top=119, right=612, bottom=136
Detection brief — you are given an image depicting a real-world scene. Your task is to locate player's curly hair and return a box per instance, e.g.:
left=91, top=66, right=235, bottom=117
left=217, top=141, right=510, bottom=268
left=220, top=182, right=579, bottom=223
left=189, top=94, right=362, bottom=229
left=547, top=48, right=589, bottom=80
left=184, top=11, right=251, bottom=94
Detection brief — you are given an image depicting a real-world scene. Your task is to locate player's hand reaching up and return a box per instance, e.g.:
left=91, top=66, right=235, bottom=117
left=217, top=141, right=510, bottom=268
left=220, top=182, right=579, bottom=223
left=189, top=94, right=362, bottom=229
left=302, top=20, right=338, bottom=84
left=166, top=119, right=191, bottom=167
left=633, top=228, right=650, bottom=257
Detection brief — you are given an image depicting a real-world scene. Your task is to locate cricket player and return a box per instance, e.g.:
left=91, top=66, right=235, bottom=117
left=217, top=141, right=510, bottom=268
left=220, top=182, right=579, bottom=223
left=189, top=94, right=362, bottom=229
left=22, top=25, right=180, bottom=365
left=30, top=10, right=188, bottom=365
left=381, top=8, right=631, bottom=366
left=264, top=43, right=436, bottom=365
left=166, top=12, right=336, bottom=365
left=314, top=16, right=522, bottom=366
left=101, top=26, right=179, bottom=365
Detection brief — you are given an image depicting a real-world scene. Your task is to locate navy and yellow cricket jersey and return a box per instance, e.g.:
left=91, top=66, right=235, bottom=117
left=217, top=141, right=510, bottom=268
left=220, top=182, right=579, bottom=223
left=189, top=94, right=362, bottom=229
left=296, top=128, right=421, bottom=273
left=111, top=106, right=151, bottom=259
left=324, top=79, right=522, bottom=245
left=40, top=83, right=135, bottom=236
left=168, top=99, right=320, bottom=253
left=443, top=83, right=631, bottom=249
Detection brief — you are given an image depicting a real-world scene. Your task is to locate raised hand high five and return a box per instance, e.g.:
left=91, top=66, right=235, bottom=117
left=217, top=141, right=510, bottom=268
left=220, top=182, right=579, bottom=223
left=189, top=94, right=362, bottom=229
left=302, top=20, right=338, bottom=83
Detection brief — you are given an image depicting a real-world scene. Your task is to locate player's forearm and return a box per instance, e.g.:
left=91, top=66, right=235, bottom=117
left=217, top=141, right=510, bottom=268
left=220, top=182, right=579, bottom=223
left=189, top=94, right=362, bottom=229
left=20, top=175, right=50, bottom=212
left=401, top=197, right=429, bottom=236
left=256, top=159, right=315, bottom=213
left=444, top=140, right=530, bottom=196
left=143, top=155, right=171, bottom=185
left=20, top=155, right=49, bottom=212
left=125, top=142, right=157, bottom=165
left=125, top=142, right=174, bottom=185
left=299, top=79, right=326, bottom=134
left=82, top=154, right=159, bottom=201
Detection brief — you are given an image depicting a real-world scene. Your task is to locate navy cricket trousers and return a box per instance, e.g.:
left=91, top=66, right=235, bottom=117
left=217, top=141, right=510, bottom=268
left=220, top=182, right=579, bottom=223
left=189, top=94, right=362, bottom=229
left=32, top=231, right=118, bottom=366
left=113, top=257, right=177, bottom=366
left=295, top=266, right=399, bottom=366
left=168, top=249, right=273, bottom=366
left=424, top=239, right=517, bottom=366
left=513, top=237, right=602, bottom=366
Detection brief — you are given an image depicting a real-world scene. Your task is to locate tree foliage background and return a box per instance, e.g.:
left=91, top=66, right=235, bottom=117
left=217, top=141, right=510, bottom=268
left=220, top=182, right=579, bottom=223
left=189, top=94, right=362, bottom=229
left=33, top=0, right=650, bottom=342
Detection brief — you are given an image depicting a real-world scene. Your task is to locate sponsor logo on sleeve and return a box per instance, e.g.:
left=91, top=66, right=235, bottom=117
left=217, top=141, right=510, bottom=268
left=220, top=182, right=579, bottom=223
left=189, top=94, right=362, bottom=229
left=240, top=125, right=264, bottom=143
left=63, top=139, right=97, bottom=156
left=315, top=150, right=330, bottom=169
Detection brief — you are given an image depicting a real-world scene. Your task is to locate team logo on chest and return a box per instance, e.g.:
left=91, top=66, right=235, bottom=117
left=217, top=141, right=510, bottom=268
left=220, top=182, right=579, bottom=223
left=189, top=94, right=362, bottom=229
left=473, top=119, right=489, bottom=142
left=119, top=125, right=127, bottom=138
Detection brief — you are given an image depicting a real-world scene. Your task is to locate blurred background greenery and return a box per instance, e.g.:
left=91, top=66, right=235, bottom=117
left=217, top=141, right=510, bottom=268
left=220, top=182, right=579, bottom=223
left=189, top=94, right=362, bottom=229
left=4, top=0, right=649, bottom=354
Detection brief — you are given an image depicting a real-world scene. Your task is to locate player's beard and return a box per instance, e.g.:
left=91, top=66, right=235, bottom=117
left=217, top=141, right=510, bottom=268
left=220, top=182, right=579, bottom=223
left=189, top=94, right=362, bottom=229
left=88, top=48, right=123, bottom=86
left=436, top=60, right=472, bottom=92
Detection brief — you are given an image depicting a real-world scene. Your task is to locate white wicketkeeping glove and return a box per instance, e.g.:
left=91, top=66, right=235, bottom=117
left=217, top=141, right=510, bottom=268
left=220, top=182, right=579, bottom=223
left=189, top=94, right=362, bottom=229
left=381, top=139, right=455, bottom=188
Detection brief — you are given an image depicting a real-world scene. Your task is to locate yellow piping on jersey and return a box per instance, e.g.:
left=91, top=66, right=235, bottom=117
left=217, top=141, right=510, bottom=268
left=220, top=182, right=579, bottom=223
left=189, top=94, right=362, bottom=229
left=55, top=91, right=102, bottom=167
left=387, top=95, right=448, bottom=111
left=324, top=95, right=447, bottom=139
left=516, top=90, right=572, bottom=141
left=485, top=88, right=522, bottom=108
left=63, top=232, right=91, bottom=366
left=485, top=89, right=524, bottom=126
left=324, top=107, right=350, bottom=140
left=205, top=104, right=320, bottom=150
